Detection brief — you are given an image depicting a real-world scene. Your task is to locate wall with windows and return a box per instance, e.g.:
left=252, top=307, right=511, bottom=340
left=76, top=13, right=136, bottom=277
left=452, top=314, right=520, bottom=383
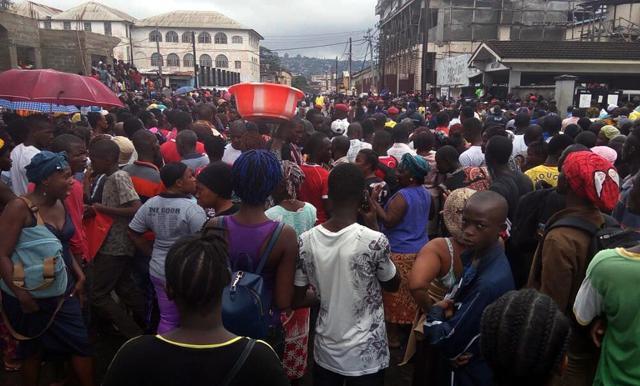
left=131, top=26, right=261, bottom=82
left=42, top=20, right=131, bottom=62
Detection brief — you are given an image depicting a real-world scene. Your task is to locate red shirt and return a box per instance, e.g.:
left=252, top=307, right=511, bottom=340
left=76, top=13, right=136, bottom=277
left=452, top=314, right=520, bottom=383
left=160, top=140, right=206, bottom=164
left=67, top=180, right=88, bottom=260
left=376, top=156, right=397, bottom=180
left=299, top=164, right=329, bottom=224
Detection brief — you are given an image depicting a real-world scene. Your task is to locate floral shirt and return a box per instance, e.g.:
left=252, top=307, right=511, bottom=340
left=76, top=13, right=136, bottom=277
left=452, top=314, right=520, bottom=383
left=295, top=223, right=396, bottom=376
left=97, top=170, right=140, bottom=256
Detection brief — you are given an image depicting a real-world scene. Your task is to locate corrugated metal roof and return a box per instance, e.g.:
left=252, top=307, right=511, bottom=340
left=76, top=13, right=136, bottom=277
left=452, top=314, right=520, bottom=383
left=51, top=1, right=136, bottom=22
left=482, top=40, right=640, bottom=61
left=11, top=1, right=62, bottom=19
left=136, top=10, right=245, bottom=29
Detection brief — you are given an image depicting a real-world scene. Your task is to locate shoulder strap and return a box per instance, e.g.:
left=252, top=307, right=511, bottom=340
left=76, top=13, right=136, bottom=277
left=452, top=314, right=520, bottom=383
left=547, top=216, right=600, bottom=237
left=444, top=237, right=455, bottom=266
left=220, top=338, right=255, bottom=386
left=18, top=196, right=44, bottom=226
left=256, top=222, right=285, bottom=275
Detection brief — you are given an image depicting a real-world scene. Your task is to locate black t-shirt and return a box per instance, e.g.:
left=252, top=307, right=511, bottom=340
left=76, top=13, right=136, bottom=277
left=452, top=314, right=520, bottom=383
left=102, top=335, right=290, bottom=386
left=490, top=171, right=533, bottom=221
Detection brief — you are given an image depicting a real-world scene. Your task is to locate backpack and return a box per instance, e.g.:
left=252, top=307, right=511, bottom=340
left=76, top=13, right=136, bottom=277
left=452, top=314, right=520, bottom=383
left=206, top=216, right=285, bottom=339
left=0, top=197, right=68, bottom=299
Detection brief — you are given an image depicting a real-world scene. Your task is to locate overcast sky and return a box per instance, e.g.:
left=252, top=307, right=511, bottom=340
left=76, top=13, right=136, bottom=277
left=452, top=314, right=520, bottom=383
left=36, top=0, right=378, bottom=59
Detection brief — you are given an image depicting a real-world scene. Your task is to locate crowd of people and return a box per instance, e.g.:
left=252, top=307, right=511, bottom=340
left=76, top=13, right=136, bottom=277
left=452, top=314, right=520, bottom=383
left=0, top=87, right=639, bottom=386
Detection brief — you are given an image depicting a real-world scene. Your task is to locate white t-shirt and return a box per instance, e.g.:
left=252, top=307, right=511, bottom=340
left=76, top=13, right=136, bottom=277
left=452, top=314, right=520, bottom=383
left=128, top=194, right=207, bottom=280
left=512, top=134, right=527, bottom=158
left=10, top=144, right=40, bottom=195
left=387, top=143, right=416, bottom=163
left=346, top=139, right=372, bottom=163
left=222, top=143, right=242, bottom=165
left=295, top=223, right=396, bottom=376
left=459, top=145, right=484, bottom=167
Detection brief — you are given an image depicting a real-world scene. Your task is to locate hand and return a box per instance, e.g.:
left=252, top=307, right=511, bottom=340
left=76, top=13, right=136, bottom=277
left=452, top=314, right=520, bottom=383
left=451, top=352, right=473, bottom=368
left=371, top=184, right=383, bottom=202
left=71, top=277, right=86, bottom=307
left=92, top=203, right=106, bottom=213
left=591, top=318, right=606, bottom=348
left=16, top=290, right=39, bottom=314
left=84, top=204, right=96, bottom=219
left=433, top=298, right=455, bottom=319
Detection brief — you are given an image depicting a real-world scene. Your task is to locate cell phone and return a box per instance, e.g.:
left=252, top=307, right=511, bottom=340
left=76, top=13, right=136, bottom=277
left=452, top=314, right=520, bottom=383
left=361, top=189, right=371, bottom=212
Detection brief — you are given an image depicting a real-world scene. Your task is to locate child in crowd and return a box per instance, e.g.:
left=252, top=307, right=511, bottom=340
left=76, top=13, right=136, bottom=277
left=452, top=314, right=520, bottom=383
left=176, top=129, right=209, bottom=171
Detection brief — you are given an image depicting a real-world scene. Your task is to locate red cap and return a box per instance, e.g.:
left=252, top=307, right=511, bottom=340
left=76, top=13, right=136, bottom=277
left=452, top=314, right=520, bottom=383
left=335, top=103, right=349, bottom=112
left=388, top=107, right=399, bottom=115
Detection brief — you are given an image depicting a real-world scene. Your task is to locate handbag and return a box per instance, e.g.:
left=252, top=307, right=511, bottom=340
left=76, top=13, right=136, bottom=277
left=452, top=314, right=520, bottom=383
left=0, top=197, right=67, bottom=299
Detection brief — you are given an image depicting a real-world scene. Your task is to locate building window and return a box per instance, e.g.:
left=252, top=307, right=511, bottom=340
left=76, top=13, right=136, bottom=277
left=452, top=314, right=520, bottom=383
left=166, top=53, right=179, bottom=67
left=182, top=31, right=193, bottom=43
left=44, top=17, right=51, bottom=29
left=214, top=32, right=227, bottom=44
left=215, top=54, right=228, bottom=68
left=166, top=31, right=178, bottom=43
left=84, top=22, right=92, bottom=32
left=232, top=35, right=243, bottom=44
left=183, top=53, right=194, bottom=67
left=149, top=30, right=162, bottom=42
left=63, top=21, right=71, bottom=30
left=235, top=60, right=241, bottom=69
left=151, top=52, right=163, bottom=67
left=104, top=21, right=112, bottom=36
left=198, top=32, right=211, bottom=44
left=199, top=54, right=212, bottom=67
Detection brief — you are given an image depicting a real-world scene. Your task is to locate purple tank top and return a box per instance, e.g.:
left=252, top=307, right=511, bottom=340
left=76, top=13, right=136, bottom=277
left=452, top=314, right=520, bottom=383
left=225, top=216, right=279, bottom=297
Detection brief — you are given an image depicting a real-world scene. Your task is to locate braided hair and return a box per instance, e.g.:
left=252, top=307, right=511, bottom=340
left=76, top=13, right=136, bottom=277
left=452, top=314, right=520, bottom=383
left=232, top=149, right=283, bottom=206
left=164, top=233, right=231, bottom=311
left=480, top=289, right=571, bottom=386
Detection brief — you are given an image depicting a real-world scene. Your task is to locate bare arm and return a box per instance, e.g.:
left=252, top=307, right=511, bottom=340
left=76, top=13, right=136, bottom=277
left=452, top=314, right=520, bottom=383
left=409, top=239, right=445, bottom=312
left=128, top=229, right=153, bottom=257
left=273, top=225, right=298, bottom=310
left=372, top=193, right=408, bottom=228
left=380, top=271, right=401, bottom=292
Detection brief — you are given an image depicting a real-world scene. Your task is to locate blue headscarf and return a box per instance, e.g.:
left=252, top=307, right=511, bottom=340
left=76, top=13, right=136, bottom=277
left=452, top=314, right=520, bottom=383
left=26, top=151, right=69, bottom=184
left=400, top=153, right=429, bottom=181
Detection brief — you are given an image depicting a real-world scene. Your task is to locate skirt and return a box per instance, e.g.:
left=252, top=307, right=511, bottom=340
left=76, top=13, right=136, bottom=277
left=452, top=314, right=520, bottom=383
left=1, top=290, right=91, bottom=359
left=382, top=252, right=419, bottom=325
left=281, top=308, right=310, bottom=380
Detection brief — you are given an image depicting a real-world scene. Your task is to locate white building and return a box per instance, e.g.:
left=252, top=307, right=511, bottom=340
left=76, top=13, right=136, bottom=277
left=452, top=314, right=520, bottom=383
left=45, top=1, right=135, bottom=62
left=132, top=11, right=262, bottom=87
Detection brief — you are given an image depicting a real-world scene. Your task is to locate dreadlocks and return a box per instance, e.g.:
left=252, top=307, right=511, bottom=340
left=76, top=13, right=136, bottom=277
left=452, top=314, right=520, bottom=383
left=480, top=289, right=571, bottom=386
left=232, top=149, right=283, bottom=206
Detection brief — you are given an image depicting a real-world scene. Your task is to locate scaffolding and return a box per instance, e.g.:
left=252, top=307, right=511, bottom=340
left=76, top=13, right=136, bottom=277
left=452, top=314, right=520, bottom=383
left=566, top=0, right=640, bottom=41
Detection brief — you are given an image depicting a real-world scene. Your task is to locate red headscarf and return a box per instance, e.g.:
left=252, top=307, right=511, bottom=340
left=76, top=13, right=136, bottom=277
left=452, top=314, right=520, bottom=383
left=563, top=151, right=620, bottom=212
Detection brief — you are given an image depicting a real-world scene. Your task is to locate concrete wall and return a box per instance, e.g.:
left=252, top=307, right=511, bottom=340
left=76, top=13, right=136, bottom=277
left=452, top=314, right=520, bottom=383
left=45, top=20, right=131, bottom=62
left=0, top=11, right=42, bottom=70
left=39, top=29, right=119, bottom=74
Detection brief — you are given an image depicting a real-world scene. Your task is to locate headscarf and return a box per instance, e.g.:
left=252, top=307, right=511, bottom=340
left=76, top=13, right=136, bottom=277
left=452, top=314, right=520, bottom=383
left=400, top=153, right=430, bottom=181
left=600, top=125, right=620, bottom=140
left=25, top=151, right=69, bottom=184
left=281, top=160, right=305, bottom=200
left=562, top=151, right=620, bottom=212
left=590, top=146, right=617, bottom=164
left=443, top=188, right=476, bottom=239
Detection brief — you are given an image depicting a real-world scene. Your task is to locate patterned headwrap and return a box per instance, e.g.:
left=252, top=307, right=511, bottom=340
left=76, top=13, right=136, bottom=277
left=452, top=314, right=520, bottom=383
left=281, top=160, right=305, bottom=199
left=443, top=188, right=476, bottom=240
left=400, top=153, right=430, bottom=181
left=25, top=151, right=69, bottom=184
left=563, top=151, right=620, bottom=212
left=600, top=125, right=620, bottom=140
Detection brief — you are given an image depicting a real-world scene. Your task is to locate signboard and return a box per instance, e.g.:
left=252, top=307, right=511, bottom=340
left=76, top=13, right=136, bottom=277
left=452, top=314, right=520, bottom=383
left=578, top=93, right=592, bottom=108
left=441, top=86, right=450, bottom=99
left=436, top=54, right=480, bottom=87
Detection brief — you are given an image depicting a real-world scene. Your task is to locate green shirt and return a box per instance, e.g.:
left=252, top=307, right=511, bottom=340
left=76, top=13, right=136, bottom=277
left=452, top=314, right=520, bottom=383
left=574, top=248, right=640, bottom=386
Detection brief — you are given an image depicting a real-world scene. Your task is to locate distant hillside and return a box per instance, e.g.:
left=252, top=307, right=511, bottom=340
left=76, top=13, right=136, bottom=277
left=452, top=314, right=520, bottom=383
left=279, top=53, right=367, bottom=77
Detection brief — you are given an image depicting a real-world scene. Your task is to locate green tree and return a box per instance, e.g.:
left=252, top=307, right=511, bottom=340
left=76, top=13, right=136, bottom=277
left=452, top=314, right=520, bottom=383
left=292, top=75, right=310, bottom=92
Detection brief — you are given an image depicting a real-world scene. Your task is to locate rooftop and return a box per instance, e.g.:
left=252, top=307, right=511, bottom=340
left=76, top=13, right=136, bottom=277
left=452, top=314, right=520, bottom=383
left=478, top=40, right=640, bottom=61
left=51, top=1, right=136, bottom=22
left=11, top=1, right=61, bottom=19
left=136, top=10, right=245, bottom=30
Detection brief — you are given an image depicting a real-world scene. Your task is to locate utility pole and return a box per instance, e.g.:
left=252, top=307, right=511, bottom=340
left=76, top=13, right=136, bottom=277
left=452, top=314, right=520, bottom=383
left=155, top=26, right=163, bottom=87
left=348, top=37, right=352, bottom=95
left=335, top=56, right=338, bottom=93
left=421, top=0, right=430, bottom=96
left=191, top=31, right=198, bottom=88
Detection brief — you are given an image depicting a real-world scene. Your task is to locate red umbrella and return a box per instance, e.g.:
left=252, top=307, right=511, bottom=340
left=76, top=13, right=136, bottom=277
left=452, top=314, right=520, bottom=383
left=0, top=69, right=123, bottom=108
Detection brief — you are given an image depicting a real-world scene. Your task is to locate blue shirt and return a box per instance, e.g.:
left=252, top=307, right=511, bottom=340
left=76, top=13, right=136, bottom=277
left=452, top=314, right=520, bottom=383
left=382, top=186, right=430, bottom=253
left=425, top=243, right=514, bottom=386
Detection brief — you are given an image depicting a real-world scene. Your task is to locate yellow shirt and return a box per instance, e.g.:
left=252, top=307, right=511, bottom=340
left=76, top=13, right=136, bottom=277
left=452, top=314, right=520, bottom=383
left=524, top=165, right=559, bottom=188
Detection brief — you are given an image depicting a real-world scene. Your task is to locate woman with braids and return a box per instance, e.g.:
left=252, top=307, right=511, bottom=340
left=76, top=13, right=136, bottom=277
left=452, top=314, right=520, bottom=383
left=370, top=153, right=431, bottom=347
left=265, top=160, right=316, bottom=383
left=203, top=150, right=298, bottom=354
left=102, top=233, right=290, bottom=386
left=480, top=289, right=571, bottom=386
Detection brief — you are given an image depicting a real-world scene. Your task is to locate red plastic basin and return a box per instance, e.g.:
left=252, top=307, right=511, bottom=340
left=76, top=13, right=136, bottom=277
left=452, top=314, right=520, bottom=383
left=228, top=82, right=305, bottom=120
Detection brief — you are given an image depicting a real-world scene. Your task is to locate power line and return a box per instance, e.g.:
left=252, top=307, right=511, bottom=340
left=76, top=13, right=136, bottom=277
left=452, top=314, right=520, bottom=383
left=268, top=39, right=365, bottom=52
